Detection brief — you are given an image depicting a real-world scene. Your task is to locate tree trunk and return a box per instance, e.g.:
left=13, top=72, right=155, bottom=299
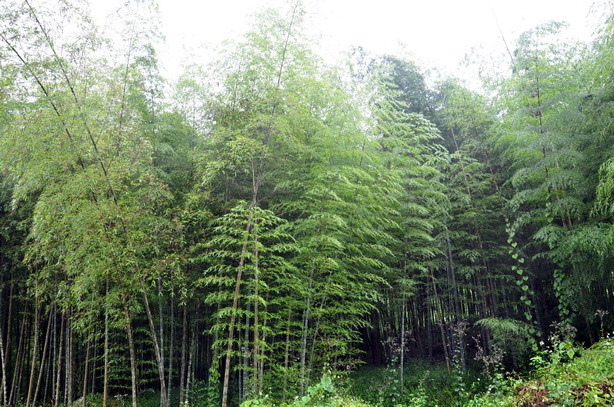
left=33, top=306, right=53, bottom=407
left=26, top=302, right=40, bottom=407
left=2, top=282, right=14, bottom=407
left=91, top=334, right=97, bottom=394
left=0, top=320, right=5, bottom=407
left=252, top=223, right=260, bottom=395
left=299, top=270, right=314, bottom=396
left=167, top=295, right=174, bottom=405
left=54, top=313, right=64, bottom=406
left=431, top=272, right=450, bottom=372
left=157, top=274, right=165, bottom=407
left=306, top=296, right=328, bottom=383
left=81, top=341, right=90, bottom=407
left=241, top=303, right=250, bottom=403
left=258, top=293, right=268, bottom=394
left=125, top=311, right=138, bottom=407
left=8, top=314, right=23, bottom=406
left=445, top=225, right=461, bottom=321
left=9, top=312, right=28, bottom=406
left=0, top=288, right=7, bottom=406
left=221, top=207, right=256, bottom=407
left=184, top=323, right=196, bottom=406
left=399, top=296, right=406, bottom=398
left=141, top=288, right=168, bottom=407
left=179, top=306, right=187, bottom=407
left=65, top=312, right=72, bottom=407
left=103, top=282, right=109, bottom=407
left=283, top=310, right=291, bottom=398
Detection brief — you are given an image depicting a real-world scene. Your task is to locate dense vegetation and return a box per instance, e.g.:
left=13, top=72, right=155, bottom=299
left=0, top=1, right=612, bottom=406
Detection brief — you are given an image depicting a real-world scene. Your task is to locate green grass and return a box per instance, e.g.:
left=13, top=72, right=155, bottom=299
left=470, top=337, right=614, bottom=407
left=243, top=337, right=613, bottom=406
left=346, top=360, right=466, bottom=406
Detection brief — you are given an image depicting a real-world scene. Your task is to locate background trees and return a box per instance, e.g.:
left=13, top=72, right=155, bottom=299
left=0, top=1, right=612, bottom=406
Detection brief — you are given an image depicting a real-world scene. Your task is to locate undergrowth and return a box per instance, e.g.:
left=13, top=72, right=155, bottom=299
left=243, top=336, right=613, bottom=407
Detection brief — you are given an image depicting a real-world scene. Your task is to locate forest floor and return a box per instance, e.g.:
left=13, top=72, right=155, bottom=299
left=242, top=336, right=613, bottom=407
left=67, top=337, right=613, bottom=407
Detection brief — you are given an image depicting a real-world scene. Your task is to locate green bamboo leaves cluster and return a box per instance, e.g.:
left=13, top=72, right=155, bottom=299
left=496, top=19, right=614, bottom=329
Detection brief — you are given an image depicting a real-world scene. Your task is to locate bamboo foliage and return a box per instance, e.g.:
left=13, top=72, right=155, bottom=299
left=0, top=1, right=612, bottom=406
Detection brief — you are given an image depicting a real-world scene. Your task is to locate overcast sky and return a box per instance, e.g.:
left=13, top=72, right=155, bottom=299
left=90, top=0, right=602, bottom=83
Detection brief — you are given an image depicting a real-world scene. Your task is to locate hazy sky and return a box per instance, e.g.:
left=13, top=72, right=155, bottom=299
left=90, top=0, right=601, bottom=82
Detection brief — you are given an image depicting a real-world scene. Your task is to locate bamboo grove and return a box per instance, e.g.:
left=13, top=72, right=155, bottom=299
left=0, top=1, right=612, bottom=406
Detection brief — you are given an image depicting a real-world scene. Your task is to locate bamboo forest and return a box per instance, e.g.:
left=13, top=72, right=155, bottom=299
left=0, top=0, right=612, bottom=406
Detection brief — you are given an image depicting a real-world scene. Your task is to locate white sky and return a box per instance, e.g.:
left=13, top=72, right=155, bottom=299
left=90, top=0, right=602, bottom=84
